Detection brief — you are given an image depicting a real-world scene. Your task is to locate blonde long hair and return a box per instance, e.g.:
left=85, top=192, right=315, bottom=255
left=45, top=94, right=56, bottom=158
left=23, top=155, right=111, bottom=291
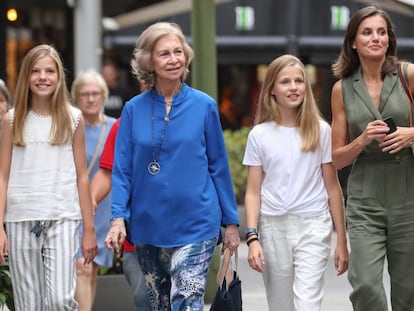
left=12, top=44, right=73, bottom=146
left=255, top=54, right=322, bottom=152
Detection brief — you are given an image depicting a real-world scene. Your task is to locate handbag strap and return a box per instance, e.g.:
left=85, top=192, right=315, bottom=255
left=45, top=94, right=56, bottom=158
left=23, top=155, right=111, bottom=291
left=397, top=62, right=414, bottom=127
left=217, top=248, right=239, bottom=289
left=87, top=116, right=108, bottom=175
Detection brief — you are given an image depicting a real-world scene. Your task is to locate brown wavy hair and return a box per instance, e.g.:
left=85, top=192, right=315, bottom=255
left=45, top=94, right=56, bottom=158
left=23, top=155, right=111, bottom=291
left=331, top=5, right=398, bottom=80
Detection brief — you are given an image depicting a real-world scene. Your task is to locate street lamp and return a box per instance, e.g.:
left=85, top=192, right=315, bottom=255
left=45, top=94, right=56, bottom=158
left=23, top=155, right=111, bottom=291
left=7, top=8, right=18, bottom=22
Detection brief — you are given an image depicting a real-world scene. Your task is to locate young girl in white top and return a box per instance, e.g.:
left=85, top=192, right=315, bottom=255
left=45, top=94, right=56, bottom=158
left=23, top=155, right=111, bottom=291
left=0, top=44, right=97, bottom=311
left=243, top=54, right=348, bottom=311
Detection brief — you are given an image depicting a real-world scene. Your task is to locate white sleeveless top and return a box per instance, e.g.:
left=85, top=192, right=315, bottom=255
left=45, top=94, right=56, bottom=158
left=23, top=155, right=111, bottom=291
left=5, top=106, right=82, bottom=222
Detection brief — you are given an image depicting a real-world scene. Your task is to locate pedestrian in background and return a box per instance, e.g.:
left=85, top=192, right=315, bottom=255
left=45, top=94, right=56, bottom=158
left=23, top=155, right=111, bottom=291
left=331, top=5, right=414, bottom=310
left=104, top=22, right=240, bottom=311
left=0, top=79, right=12, bottom=139
left=91, top=73, right=152, bottom=311
left=102, top=61, right=133, bottom=118
left=90, top=118, right=151, bottom=311
left=243, top=54, right=348, bottom=311
left=0, top=44, right=97, bottom=311
left=71, top=70, right=116, bottom=311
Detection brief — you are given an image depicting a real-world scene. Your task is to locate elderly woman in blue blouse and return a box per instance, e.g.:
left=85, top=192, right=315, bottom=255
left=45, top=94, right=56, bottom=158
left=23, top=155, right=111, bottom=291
left=104, top=22, right=240, bottom=311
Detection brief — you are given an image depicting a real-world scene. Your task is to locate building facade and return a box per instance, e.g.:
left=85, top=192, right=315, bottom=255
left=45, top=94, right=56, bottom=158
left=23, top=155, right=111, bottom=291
left=2, top=0, right=414, bottom=126
left=104, top=0, right=414, bottom=126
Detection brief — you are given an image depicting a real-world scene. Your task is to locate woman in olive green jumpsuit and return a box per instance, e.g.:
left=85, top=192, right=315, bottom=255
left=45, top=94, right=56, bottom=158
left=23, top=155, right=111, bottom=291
left=331, top=6, right=414, bottom=311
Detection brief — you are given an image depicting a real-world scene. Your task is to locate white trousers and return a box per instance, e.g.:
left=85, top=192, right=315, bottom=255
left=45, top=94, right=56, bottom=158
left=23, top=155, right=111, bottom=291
left=6, top=219, right=80, bottom=311
left=260, top=212, right=332, bottom=311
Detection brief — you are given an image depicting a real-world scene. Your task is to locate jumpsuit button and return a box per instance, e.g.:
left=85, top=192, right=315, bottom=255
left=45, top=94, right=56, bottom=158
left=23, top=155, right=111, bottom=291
left=395, top=155, right=401, bottom=160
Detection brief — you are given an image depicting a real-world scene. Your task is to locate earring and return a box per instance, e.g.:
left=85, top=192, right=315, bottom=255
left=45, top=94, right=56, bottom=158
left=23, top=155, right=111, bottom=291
left=352, top=46, right=356, bottom=49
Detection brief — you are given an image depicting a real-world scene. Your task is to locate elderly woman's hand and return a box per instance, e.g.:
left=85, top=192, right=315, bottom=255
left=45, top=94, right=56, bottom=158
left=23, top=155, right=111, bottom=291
left=222, top=224, right=240, bottom=254
left=104, top=218, right=126, bottom=253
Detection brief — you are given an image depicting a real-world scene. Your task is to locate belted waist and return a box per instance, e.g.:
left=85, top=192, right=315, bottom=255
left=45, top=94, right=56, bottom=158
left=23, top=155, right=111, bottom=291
left=357, top=148, right=412, bottom=162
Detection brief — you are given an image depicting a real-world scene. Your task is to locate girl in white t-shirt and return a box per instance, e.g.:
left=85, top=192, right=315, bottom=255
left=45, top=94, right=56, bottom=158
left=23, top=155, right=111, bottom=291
left=243, top=54, right=348, bottom=311
left=0, top=44, right=97, bottom=311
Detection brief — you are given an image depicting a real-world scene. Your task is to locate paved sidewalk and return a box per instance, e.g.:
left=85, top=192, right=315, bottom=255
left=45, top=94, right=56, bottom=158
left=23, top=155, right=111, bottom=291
left=206, top=232, right=391, bottom=311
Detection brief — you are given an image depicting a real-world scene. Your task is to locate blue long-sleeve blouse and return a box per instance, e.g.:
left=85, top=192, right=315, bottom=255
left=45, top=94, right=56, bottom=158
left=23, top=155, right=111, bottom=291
left=111, top=83, right=239, bottom=247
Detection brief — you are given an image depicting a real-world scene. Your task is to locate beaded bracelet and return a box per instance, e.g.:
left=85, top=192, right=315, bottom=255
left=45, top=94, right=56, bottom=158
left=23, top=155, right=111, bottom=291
left=247, top=237, right=259, bottom=246
left=246, top=232, right=258, bottom=240
left=246, top=233, right=258, bottom=241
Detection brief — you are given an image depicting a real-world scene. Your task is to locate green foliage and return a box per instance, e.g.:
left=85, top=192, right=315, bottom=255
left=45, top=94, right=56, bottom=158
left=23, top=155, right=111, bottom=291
left=98, top=252, right=123, bottom=275
left=0, top=257, right=14, bottom=311
left=223, top=127, right=251, bottom=204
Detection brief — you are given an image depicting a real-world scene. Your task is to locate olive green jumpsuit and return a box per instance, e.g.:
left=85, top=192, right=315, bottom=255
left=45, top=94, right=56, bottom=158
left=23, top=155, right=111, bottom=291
left=342, top=65, right=414, bottom=311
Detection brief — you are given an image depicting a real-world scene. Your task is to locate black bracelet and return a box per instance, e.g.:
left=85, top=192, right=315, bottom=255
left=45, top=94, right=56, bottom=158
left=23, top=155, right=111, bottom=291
left=246, top=232, right=258, bottom=240
left=246, top=234, right=258, bottom=242
left=246, top=233, right=259, bottom=241
left=246, top=237, right=259, bottom=246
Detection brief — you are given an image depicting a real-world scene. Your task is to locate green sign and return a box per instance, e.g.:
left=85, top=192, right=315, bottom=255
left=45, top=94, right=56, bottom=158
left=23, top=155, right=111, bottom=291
left=235, top=6, right=254, bottom=31
left=331, top=6, right=349, bottom=30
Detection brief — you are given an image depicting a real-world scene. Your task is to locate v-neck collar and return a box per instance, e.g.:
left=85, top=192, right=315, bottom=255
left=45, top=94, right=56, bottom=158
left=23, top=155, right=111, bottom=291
left=351, top=66, right=398, bottom=120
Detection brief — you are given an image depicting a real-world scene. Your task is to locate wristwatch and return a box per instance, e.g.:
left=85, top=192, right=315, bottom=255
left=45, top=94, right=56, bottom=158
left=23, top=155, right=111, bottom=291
left=245, top=227, right=257, bottom=239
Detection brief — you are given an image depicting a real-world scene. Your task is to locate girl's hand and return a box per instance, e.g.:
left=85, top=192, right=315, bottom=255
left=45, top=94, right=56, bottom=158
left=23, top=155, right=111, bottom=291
left=0, top=228, right=8, bottom=265
left=81, top=228, right=97, bottom=265
left=334, top=241, right=349, bottom=276
left=247, top=240, right=265, bottom=273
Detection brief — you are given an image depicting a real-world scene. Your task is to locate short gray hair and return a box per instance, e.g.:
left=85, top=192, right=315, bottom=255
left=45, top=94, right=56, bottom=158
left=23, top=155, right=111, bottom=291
left=131, top=22, right=194, bottom=87
left=71, top=70, right=109, bottom=104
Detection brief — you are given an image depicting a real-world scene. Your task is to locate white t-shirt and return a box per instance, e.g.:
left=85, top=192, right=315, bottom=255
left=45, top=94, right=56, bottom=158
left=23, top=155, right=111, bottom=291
left=5, top=106, right=82, bottom=222
left=242, top=120, right=332, bottom=217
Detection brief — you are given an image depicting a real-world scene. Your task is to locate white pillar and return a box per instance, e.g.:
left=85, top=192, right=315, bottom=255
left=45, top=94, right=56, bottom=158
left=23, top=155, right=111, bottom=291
left=73, top=0, right=102, bottom=75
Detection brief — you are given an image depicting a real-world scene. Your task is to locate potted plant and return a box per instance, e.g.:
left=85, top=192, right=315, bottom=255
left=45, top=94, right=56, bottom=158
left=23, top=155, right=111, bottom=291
left=0, top=256, right=14, bottom=311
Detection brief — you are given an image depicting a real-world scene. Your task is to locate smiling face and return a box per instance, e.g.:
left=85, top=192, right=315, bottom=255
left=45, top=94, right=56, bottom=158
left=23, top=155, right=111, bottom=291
left=353, top=14, right=389, bottom=61
left=271, top=64, right=305, bottom=113
left=151, top=34, right=186, bottom=84
left=29, top=55, right=58, bottom=100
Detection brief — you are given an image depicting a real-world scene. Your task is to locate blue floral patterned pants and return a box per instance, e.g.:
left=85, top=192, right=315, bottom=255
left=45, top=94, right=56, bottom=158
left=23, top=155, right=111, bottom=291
left=136, top=237, right=217, bottom=311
